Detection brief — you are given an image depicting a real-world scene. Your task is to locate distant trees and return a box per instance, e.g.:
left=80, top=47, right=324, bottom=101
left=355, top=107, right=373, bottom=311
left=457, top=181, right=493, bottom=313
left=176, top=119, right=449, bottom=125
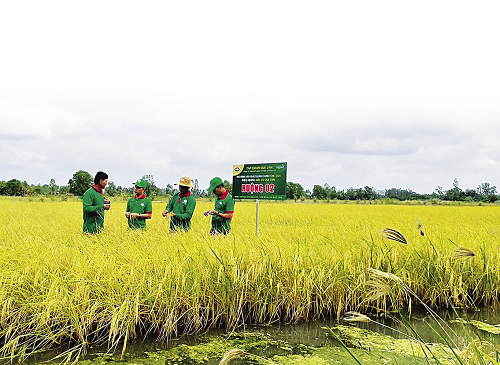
left=0, top=173, right=498, bottom=203
left=0, top=180, right=7, bottom=195
left=191, top=179, right=206, bottom=198
left=142, top=175, right=160, bottom=200
left=68, top=170, right=93, bottom=197
left=336, top=186, right=381, bottom=200
left=444, top=178, right=464, bottom=201
left=223, top=180, right=232, bottom=194
left=6, top=179, right=22, bottom=196
left=434, top=186, right=445, bottom=200
left=427, top=179, right=497, bottom=203
left=476, top=182, right=497, bottom=203
left=31, top=185, right=43, bottom=195
left=164, top=184, right=175, bottom=196
left=106, top=181, right=118, bottom=197
left=312, top=185, right=327, bottom=200
left=384, top=188, right=426, bottom=201
left=287, top=182, right=304, bottom=201
left=49, top=179, right=58, bottom=195
left=300, top=183, right=382, bottom=201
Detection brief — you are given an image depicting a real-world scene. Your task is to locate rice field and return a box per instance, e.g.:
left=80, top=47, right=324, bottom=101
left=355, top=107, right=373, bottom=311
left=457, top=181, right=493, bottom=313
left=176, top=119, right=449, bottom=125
left=1, top=197, right=500, bottom=362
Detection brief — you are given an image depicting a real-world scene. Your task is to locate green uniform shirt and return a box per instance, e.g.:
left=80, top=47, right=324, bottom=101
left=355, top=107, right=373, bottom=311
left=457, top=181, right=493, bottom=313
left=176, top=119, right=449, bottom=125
left=126, top=194, right=153, bottom=230
left=82, top=185, right=105, bottom=234
left=166, top=191, right=196, bottom=231
left=211, top=190, right=235, bottom=234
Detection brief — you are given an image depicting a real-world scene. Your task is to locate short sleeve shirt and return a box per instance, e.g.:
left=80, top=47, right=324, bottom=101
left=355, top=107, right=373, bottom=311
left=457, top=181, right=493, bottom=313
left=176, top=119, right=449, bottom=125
left=211, top=190, right=235, bottom=232
left=126, top=194, right=153, bottom=229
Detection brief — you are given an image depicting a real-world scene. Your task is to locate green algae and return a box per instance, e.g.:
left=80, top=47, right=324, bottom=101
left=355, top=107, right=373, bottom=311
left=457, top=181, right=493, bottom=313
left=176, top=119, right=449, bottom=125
left=71, top=331, right=310, bottom=365
left=65, top=325, right=470, bottom=365
left=324, top=325, right=459, bottom=364
left=452, top=318, right=500, bottom=334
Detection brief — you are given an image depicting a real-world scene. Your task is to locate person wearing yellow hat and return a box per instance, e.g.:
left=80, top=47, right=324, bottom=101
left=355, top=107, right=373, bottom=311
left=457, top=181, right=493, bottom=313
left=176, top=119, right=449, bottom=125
left=125, top=178, right=153, bottom=230
left=162, top=176, right=197, bottom=232
left=204, top=177, right=235, bottom=235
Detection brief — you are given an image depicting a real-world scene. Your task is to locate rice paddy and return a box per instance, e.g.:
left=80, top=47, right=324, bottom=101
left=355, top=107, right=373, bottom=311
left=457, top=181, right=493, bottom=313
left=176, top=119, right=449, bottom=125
left=1, top=197, right=500, bottom=362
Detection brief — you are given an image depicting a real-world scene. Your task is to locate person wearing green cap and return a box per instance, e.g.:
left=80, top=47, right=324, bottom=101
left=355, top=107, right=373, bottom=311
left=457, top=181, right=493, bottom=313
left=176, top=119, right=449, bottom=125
left=83, top=171, right=111, bottom=234
left=162, top=176, right=197, bottom=232
left=125, top=179, right=153, bottom=230
left=204, top=177, right=235, bottom=235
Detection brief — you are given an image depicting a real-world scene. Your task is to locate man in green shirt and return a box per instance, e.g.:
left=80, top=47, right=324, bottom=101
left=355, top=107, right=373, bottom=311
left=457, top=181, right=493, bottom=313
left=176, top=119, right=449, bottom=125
left=204, top=177, right=235, bottom=235
left=125, top=179, right=153, bottom=230
left=162, top=176, right=197, bottom=232
left=82, top=171, right=110, bottom=234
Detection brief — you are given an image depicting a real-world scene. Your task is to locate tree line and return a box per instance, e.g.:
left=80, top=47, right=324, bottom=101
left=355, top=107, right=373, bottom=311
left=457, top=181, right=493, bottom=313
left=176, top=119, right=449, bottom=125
left=0, top=170, right=232, bottom=200
left=287, top=178, right=498, bottom=203
left=1, top=172, right=497, bottom=203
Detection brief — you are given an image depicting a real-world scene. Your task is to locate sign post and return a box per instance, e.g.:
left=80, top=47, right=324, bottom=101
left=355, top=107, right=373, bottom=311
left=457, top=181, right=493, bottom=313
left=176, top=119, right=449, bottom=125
left=232, top=162, right=287, bottom=236
left=256, top=199, right=259, bottom=236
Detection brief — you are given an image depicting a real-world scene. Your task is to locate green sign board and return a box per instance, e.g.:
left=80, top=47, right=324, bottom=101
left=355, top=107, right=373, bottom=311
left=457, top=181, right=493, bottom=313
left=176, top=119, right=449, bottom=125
left=232, top=162, right=287, bottom=200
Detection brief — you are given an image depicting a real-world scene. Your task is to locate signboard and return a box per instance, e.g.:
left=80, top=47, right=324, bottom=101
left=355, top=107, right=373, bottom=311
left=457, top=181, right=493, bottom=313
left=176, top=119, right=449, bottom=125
left=232, top=162, right=287, bottom=200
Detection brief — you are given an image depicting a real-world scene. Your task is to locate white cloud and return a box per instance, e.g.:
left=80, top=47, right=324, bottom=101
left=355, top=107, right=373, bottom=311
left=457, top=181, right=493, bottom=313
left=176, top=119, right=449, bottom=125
left=0, top=1, right=500, bottom=193
left=0, top=100, right=55, bottom=139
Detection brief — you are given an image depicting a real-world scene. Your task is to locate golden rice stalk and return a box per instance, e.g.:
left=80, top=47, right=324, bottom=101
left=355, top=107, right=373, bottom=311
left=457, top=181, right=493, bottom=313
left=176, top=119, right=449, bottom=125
left=367, top=268, right=404, bottom=285
left=220, top=349, right=245, bottom=364
left=454, top=247, right=475, bottom=259
left=343, top=311, right=371, bottom=322
left=365, top=276, right=391, bottom=301
left=382, top=228, right=407, bottom=244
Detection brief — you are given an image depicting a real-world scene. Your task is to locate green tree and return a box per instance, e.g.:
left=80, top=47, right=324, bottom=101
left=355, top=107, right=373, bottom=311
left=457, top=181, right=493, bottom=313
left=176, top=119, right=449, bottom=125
left=345, top=188, right=359, bottom=200
left=223, top=180, right=232, bottom=194
left=445, top=178, right=464, bottom=201
left=142, top=175, right=160, bottom=200
left=286, top=182, right=304, bottom=201
left=50, top=179, right=58, bottom=195
left=312, top=185, right=327, bottom=200
left=164, top=184, right=175, bottom=197
left=324, top=183, right=338, bottom=200
left=464, top=189, right=478, bottom=201
left=31, top=184, right=43, bottom=195
left=106, top=181, right=117, bottom=197
left=21, top=181, right=31, bottom=196
left=477, top=182, right=497, bottom=203
left=362, top=186, right=378, bottom=200
left=41, top=184, right=51, bottom=195
left=6, top=179, right=22, bottom=196
left=68, top=170, right=93, bottom=197
left=385, top=188, right=417, bottom=201
left=434, top=186, right=445, bottom=199
left=0, top=181, right=6, bottom=195
left=59, top=185, right=68, bottom=195
left=191, top=178, right=205, bottom=197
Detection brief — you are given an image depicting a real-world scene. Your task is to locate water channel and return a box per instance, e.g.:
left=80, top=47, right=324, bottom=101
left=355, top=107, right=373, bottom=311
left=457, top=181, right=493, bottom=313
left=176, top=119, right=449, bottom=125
left=24, top=307, right=500, bottom=364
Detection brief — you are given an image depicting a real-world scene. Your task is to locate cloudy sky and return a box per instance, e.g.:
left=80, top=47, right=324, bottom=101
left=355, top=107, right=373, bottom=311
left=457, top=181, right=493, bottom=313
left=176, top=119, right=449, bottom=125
left=1, top=1, right=499, bottom=194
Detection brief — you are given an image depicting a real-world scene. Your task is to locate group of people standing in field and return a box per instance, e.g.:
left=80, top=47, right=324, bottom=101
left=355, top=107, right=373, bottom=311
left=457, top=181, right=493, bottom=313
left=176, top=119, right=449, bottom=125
left=82, top=171, right=235, bottom=235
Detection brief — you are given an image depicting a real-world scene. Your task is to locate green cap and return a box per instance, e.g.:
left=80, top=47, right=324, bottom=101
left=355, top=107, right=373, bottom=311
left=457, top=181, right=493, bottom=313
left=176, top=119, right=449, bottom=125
left=133, top=179, right=148, bottom=189
left=207, top=177, right=223, bottom=193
